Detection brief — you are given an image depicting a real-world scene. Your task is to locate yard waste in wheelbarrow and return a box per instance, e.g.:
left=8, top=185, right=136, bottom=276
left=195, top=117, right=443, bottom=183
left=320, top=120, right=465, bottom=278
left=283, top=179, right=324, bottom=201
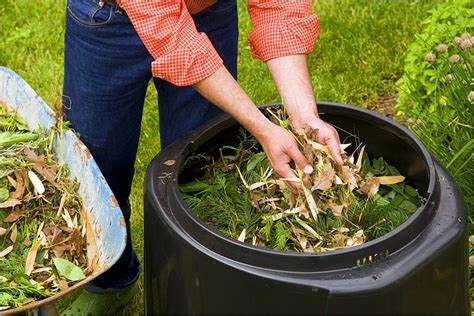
left=145, top=102, right=469, bottom=315
left=0, top=67, right=127, bottom=314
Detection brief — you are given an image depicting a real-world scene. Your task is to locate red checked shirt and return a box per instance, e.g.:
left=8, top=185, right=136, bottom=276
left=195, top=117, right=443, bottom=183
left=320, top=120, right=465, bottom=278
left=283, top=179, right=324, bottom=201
left=119, top=1, right=319, bottom=86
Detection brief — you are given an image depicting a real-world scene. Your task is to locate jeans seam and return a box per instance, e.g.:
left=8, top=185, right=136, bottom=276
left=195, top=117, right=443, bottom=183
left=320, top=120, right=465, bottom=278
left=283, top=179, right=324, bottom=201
left=67, top=4, right=115, bottom=27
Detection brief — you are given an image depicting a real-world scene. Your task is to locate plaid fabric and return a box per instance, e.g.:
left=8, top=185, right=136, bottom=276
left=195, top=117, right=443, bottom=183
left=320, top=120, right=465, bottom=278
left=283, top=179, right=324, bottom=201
left=120, top=0, right=319, bottom=86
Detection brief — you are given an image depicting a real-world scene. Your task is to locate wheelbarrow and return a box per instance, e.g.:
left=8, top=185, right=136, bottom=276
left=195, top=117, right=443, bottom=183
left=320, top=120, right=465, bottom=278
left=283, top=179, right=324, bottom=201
left=0, top=67, right=127, bottom=314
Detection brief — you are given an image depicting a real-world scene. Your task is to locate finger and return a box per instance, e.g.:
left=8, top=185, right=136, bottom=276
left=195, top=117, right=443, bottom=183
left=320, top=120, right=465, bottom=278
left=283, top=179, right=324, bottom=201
left=326, top=135, right=344, bottom=165
left=288, top=145, right=313, bottom=174
left=273, top=163, right=298, bottom=180
left=273, top=163, right=304, bottom=194
left=329, top=124, right=341, bottom=144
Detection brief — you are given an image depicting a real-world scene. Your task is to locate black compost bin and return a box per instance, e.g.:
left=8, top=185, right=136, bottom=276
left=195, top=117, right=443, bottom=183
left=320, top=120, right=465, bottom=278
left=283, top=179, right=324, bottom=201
left=144, top=102, right=468, bottom=315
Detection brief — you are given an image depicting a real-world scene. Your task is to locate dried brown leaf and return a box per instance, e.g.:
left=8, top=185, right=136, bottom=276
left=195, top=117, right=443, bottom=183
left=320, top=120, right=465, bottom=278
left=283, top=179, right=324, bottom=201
left=60, top=225, right=74, bottom=234
left=355, top=146, right=365, bottom=171
left=34, top=273, right=51, bottom=283
left=23, top=147, right=58, bottom=184
left=0, top=227, right=7, bottom=236
left=25, top=239, right=43, bottom=276
left=296, top=217, right=322, bottom=240
left=10, top=170, right=27, bottom=199
left=339, top=165, right=359, bottom=191
left=163, top=159, right=176, bottom=166
left=53, top=244, right=68, bottom=258
left=328, top=203, right=344, bottom=217
left=10, top=224, right=17, bottom=243
left=469, top=235, right=474, bottom=246
left=28, top=170, right=45, bottom=195
left=339, top=143, right=351, bottom=154
left=4, top=209, right=24, bottom=222
left=62, top=208, right=74, bottom=229
left=59, top=279, right=69, bottom=291
left=360, top=178, right=380, bottom=197
left=0, top=198, right=21, bottom=208
left=237, top=229, right=246, bottom=242
left=69, top=230, right=85, bottom=257
left=376, top=175, right=405, bottom=185
left=7, top=175, right=17, bottom=188
left=56, top=193, right=67, bottom=217
left=0, top=245, right=13, bottom=258
left=312, top=165, right=335, bottom=191
left=32, top=267, right=52, bottom=274
left=299, top=171, right=320, bottom=221
left=250, top=193, right=261, bottom=210
left=346, top=229, right=365, bottom=247
left=37, top=221, right=45, bottom=239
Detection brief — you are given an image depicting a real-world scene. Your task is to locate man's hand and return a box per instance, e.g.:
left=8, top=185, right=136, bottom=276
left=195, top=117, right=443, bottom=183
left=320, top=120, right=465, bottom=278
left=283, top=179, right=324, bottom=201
left=289, top=111, right=343, bottom=165
left=256, top=124, right=314, bottom=181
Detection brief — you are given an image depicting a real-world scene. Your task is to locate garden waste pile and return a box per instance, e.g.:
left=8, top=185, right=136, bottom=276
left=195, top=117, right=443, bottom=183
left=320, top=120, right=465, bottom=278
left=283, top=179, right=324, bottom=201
left=181, top=109, right=424, bottom=252
left=0, top=107, right=89, bottom=310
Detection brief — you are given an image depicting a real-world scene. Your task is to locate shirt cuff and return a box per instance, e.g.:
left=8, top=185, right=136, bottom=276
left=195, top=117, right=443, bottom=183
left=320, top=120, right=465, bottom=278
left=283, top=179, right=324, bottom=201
left=151, top=32, right=223, bottom=87
left=248, top=6, right=319, bottom=61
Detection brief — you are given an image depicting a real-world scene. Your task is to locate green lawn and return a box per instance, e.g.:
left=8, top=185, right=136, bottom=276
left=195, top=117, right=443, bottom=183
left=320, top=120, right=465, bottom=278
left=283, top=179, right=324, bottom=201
left=0, top=0, right=438, bottom=314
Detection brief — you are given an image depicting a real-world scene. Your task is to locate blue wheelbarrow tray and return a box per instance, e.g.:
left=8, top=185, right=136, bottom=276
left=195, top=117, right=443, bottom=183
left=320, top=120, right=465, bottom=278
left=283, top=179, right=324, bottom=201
left=0, top=67, right=127, bottom=314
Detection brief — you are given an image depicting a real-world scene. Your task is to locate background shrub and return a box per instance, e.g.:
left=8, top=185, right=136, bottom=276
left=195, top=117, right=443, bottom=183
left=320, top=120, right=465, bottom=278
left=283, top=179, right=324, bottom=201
left=396, top=0, right=473, bottom=113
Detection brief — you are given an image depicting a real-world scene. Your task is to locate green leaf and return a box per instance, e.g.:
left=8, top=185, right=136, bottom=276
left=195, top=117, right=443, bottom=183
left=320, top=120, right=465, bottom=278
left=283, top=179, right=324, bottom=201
left=0, top=131, right=38, bottom=147
left=399, top=200, right=418, bottom=213
left=180, top=181, right=211, bottom=193
left=0, top=292, right=14, bottom=306
left=281, top=119, right=290, bottom=129
left=12, top=273, right=32, bottom=286
left=360, top=151, right=371, bottom=174
left=391, top=195, right=404, bottom=207
left=385, top=164, right=401, bottom=176
left=374, top=195, right=391, bottom=207
left=385, top=190, right=397, bottom=199
left=222, top=155, right=237, bottom=161
left=53, top=258, right=86, bottom=282
left=372, top=157, right=383, bottom=171
left=246, top=152, right=266, bottom=172
left=404, top=185, right=419, bottom=197
left=0, top=187, right=8, bottom=203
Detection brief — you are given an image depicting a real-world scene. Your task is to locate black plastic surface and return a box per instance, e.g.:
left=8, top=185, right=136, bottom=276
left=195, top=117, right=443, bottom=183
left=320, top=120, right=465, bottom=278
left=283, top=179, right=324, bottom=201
left=144, top=103, right=468, bottom=315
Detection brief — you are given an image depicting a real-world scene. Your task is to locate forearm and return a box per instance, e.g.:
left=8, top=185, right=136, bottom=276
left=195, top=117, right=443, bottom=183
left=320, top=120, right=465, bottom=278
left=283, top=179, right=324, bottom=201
left=267, top=54, right=343, bottom=164
left=193, top=65, right=274, bottom=141
left=266, top=54, right=318, bottom=126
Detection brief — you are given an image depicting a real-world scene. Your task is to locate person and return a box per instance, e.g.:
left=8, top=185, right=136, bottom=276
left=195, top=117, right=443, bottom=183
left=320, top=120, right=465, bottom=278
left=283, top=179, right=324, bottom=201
left=61, top=0, right=342, bottom=314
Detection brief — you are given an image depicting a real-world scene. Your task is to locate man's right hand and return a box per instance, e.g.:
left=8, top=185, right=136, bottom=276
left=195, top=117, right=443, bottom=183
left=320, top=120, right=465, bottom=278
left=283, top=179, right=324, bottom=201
left=256, top=123, right=314, bottom=185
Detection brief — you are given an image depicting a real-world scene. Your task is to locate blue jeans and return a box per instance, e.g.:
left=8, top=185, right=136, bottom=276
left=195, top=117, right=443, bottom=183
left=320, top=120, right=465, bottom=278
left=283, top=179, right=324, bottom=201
left=63, top=0, right=238, bottom=292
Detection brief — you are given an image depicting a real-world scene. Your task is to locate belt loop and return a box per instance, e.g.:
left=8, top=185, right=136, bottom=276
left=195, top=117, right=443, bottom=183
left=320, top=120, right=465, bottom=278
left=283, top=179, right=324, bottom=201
left=115, top=4, right=124, bottom=15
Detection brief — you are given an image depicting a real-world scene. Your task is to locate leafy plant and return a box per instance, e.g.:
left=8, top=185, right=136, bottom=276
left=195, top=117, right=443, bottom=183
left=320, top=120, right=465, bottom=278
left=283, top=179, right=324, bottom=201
left=396, top=0, right=474, bottom=114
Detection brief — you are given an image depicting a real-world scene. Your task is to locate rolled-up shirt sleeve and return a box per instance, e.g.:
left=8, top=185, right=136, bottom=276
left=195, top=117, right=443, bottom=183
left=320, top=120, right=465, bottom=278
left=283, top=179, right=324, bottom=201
left=247, top=0, right=320, bottom=62
left=120, top=1, right=223, bottom=86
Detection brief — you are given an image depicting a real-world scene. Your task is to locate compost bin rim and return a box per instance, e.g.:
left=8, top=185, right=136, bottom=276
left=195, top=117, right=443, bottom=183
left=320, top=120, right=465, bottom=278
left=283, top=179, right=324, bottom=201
left=155, top=102, right=437, bottom=271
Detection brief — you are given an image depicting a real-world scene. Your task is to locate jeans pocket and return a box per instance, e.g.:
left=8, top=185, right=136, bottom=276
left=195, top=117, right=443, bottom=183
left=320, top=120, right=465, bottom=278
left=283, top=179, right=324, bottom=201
left=67, top=0, right=115, bottom=27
